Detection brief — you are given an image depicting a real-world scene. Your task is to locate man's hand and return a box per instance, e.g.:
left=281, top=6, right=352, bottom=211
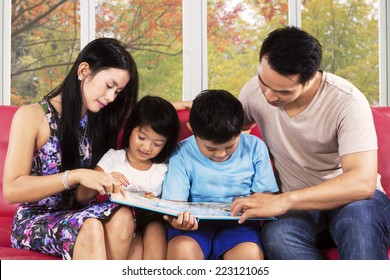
left=231, top=193, right=289, bottom=224
left=163, top=211, right=198, bottom=230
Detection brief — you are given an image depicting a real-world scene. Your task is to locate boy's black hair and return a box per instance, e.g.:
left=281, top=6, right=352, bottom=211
left=189, top=89, right=243, bottom=144
left=120, top=95, right=179, bottom=163
left=259, top=26, right=322, bottom=84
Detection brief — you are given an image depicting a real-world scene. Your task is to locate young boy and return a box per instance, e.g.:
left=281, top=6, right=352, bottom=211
left=162, top=89, right=279, bottom=260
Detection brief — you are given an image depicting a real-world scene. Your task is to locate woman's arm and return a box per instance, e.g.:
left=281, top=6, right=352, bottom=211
left=3, top=104, right=124, bottom=204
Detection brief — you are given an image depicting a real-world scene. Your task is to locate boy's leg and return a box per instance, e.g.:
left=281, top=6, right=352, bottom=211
left=213, top=221, right=263, bottom=260
left=328, top=189, right=390, bottom=260
left=166, top=223, right=214, bottom=260
left=223, top=242, right=263, bottom=260
left=167, top=236, right=204, bottom=259
left=142, top=220, right=167, bottom=260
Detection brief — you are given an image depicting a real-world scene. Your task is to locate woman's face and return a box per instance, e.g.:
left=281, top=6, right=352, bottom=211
left=80, top=67, right=130, bottom=114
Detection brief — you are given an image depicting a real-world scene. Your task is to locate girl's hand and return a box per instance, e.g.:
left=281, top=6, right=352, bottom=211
left=163, top=212, right=198, bottom=231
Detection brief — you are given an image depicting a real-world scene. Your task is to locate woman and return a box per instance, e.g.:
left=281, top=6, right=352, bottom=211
left=3, top=38, right=139, bottom=260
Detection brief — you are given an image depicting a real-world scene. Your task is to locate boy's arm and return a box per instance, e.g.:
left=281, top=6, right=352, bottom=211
left=162, top=148, right=198, bottom=230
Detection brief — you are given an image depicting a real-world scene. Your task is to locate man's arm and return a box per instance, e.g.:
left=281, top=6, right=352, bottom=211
left=231, top=150, right=378, bottom=223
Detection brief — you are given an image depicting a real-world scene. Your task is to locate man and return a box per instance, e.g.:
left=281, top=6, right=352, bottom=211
left=231, top=26, right=390, bottom=259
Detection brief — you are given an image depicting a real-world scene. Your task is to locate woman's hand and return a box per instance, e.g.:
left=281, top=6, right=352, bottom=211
left=163, top=211, right=198, bottom=231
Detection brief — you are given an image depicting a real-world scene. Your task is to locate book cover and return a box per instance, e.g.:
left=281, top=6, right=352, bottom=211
left=109, top=190, right=276, bottom=221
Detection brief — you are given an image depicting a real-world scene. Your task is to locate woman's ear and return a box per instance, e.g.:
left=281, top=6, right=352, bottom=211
left=77, top=62, right=90, bottom=80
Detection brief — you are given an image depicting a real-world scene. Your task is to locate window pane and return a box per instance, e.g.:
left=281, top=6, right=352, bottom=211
left=96, top=0, right=183, bottom=102
left=207, top=0, right=288, bottom=97
left=301, top=0, right=379, bottom=105
left=11, top=0, right=80, bottom=106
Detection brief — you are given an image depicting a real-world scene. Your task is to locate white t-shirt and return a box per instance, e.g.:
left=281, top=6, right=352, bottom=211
left=97, top=148, right=167, bottom=197
left=239, top=71, right=381, bottom=192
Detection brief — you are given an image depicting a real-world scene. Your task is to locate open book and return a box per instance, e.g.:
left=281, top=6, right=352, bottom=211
left=109, top=190, right=276, bottom=221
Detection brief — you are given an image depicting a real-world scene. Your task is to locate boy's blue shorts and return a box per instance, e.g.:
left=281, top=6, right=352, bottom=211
left=167, top=220, right=262, bottom=259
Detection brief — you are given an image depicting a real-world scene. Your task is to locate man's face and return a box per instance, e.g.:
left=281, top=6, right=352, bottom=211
left=257, top=58, right=307, bottom=107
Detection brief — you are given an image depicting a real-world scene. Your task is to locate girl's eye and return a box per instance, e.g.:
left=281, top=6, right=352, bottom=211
left=107, top=84, right=112, bottom=89
left=154, top=143, right=163, bottom=148
left=138, top=136, right=146, bottom=141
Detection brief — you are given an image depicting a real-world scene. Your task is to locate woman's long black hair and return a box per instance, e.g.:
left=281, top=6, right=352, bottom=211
left=46, top=38, right=139, bottom=171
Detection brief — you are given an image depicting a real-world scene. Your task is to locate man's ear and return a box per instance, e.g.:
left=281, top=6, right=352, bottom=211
left=186, top=122, right=193, bottom=132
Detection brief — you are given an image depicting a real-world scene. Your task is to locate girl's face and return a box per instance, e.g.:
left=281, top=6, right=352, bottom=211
left=127, top=125, right=167, bottom=162
left=80, top=67, right=130, bottom=114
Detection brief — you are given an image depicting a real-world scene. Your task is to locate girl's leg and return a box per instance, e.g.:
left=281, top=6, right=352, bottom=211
left=142, top=220, right=167, bottom=259
left=73, top=218, right=106, bottom=259
left=103, top=206, right=136, bottom=259
left=127, top=232, right=143, bottom=259
left=223, top=242, right=264, bottom=260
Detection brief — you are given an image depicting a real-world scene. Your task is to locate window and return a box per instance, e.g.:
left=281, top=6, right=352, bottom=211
left=302, top=0, right=379, bottom=105
left=207, top=0, right=288, bottom=97
left=95, top=0, right=183, bottom=101
left=10, top=0, right=80, bottom=106
left=3, top=0, right=387, bottom=106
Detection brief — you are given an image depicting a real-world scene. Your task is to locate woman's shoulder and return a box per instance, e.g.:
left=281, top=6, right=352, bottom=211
left=13, top=103, right=46, bottom=127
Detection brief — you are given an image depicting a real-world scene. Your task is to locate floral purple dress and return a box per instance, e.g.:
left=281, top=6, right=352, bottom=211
left=10, top=99, right=120, bottom=260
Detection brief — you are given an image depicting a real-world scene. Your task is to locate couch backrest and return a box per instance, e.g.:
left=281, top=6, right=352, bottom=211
left=0, top=105, right=19, bottom=217
left=1, top=106, right=389, bottom=218
left=371, top=107, right=390, bottom=194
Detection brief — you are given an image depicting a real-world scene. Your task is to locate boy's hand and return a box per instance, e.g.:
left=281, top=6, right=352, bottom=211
left=163, top=212, right=198, bottom=231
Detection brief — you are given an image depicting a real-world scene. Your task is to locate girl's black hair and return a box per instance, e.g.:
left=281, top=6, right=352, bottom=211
left=120, top=95, right=179, bottom=163
left=46, top=38, right=139, bottom=171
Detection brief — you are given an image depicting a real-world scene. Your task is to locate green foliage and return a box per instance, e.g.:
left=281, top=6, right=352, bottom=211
left=302, top=0, right=379, bottom=104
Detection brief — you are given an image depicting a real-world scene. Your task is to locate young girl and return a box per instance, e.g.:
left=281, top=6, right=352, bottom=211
left=76, top=95, right=180, bottom=259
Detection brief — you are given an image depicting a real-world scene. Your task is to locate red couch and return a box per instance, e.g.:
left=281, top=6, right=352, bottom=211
left=1, top=106, right=390, bottom=259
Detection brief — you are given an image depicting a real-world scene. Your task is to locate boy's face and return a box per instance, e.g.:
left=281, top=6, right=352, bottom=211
left=195, top=135, right=240, bottom=162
